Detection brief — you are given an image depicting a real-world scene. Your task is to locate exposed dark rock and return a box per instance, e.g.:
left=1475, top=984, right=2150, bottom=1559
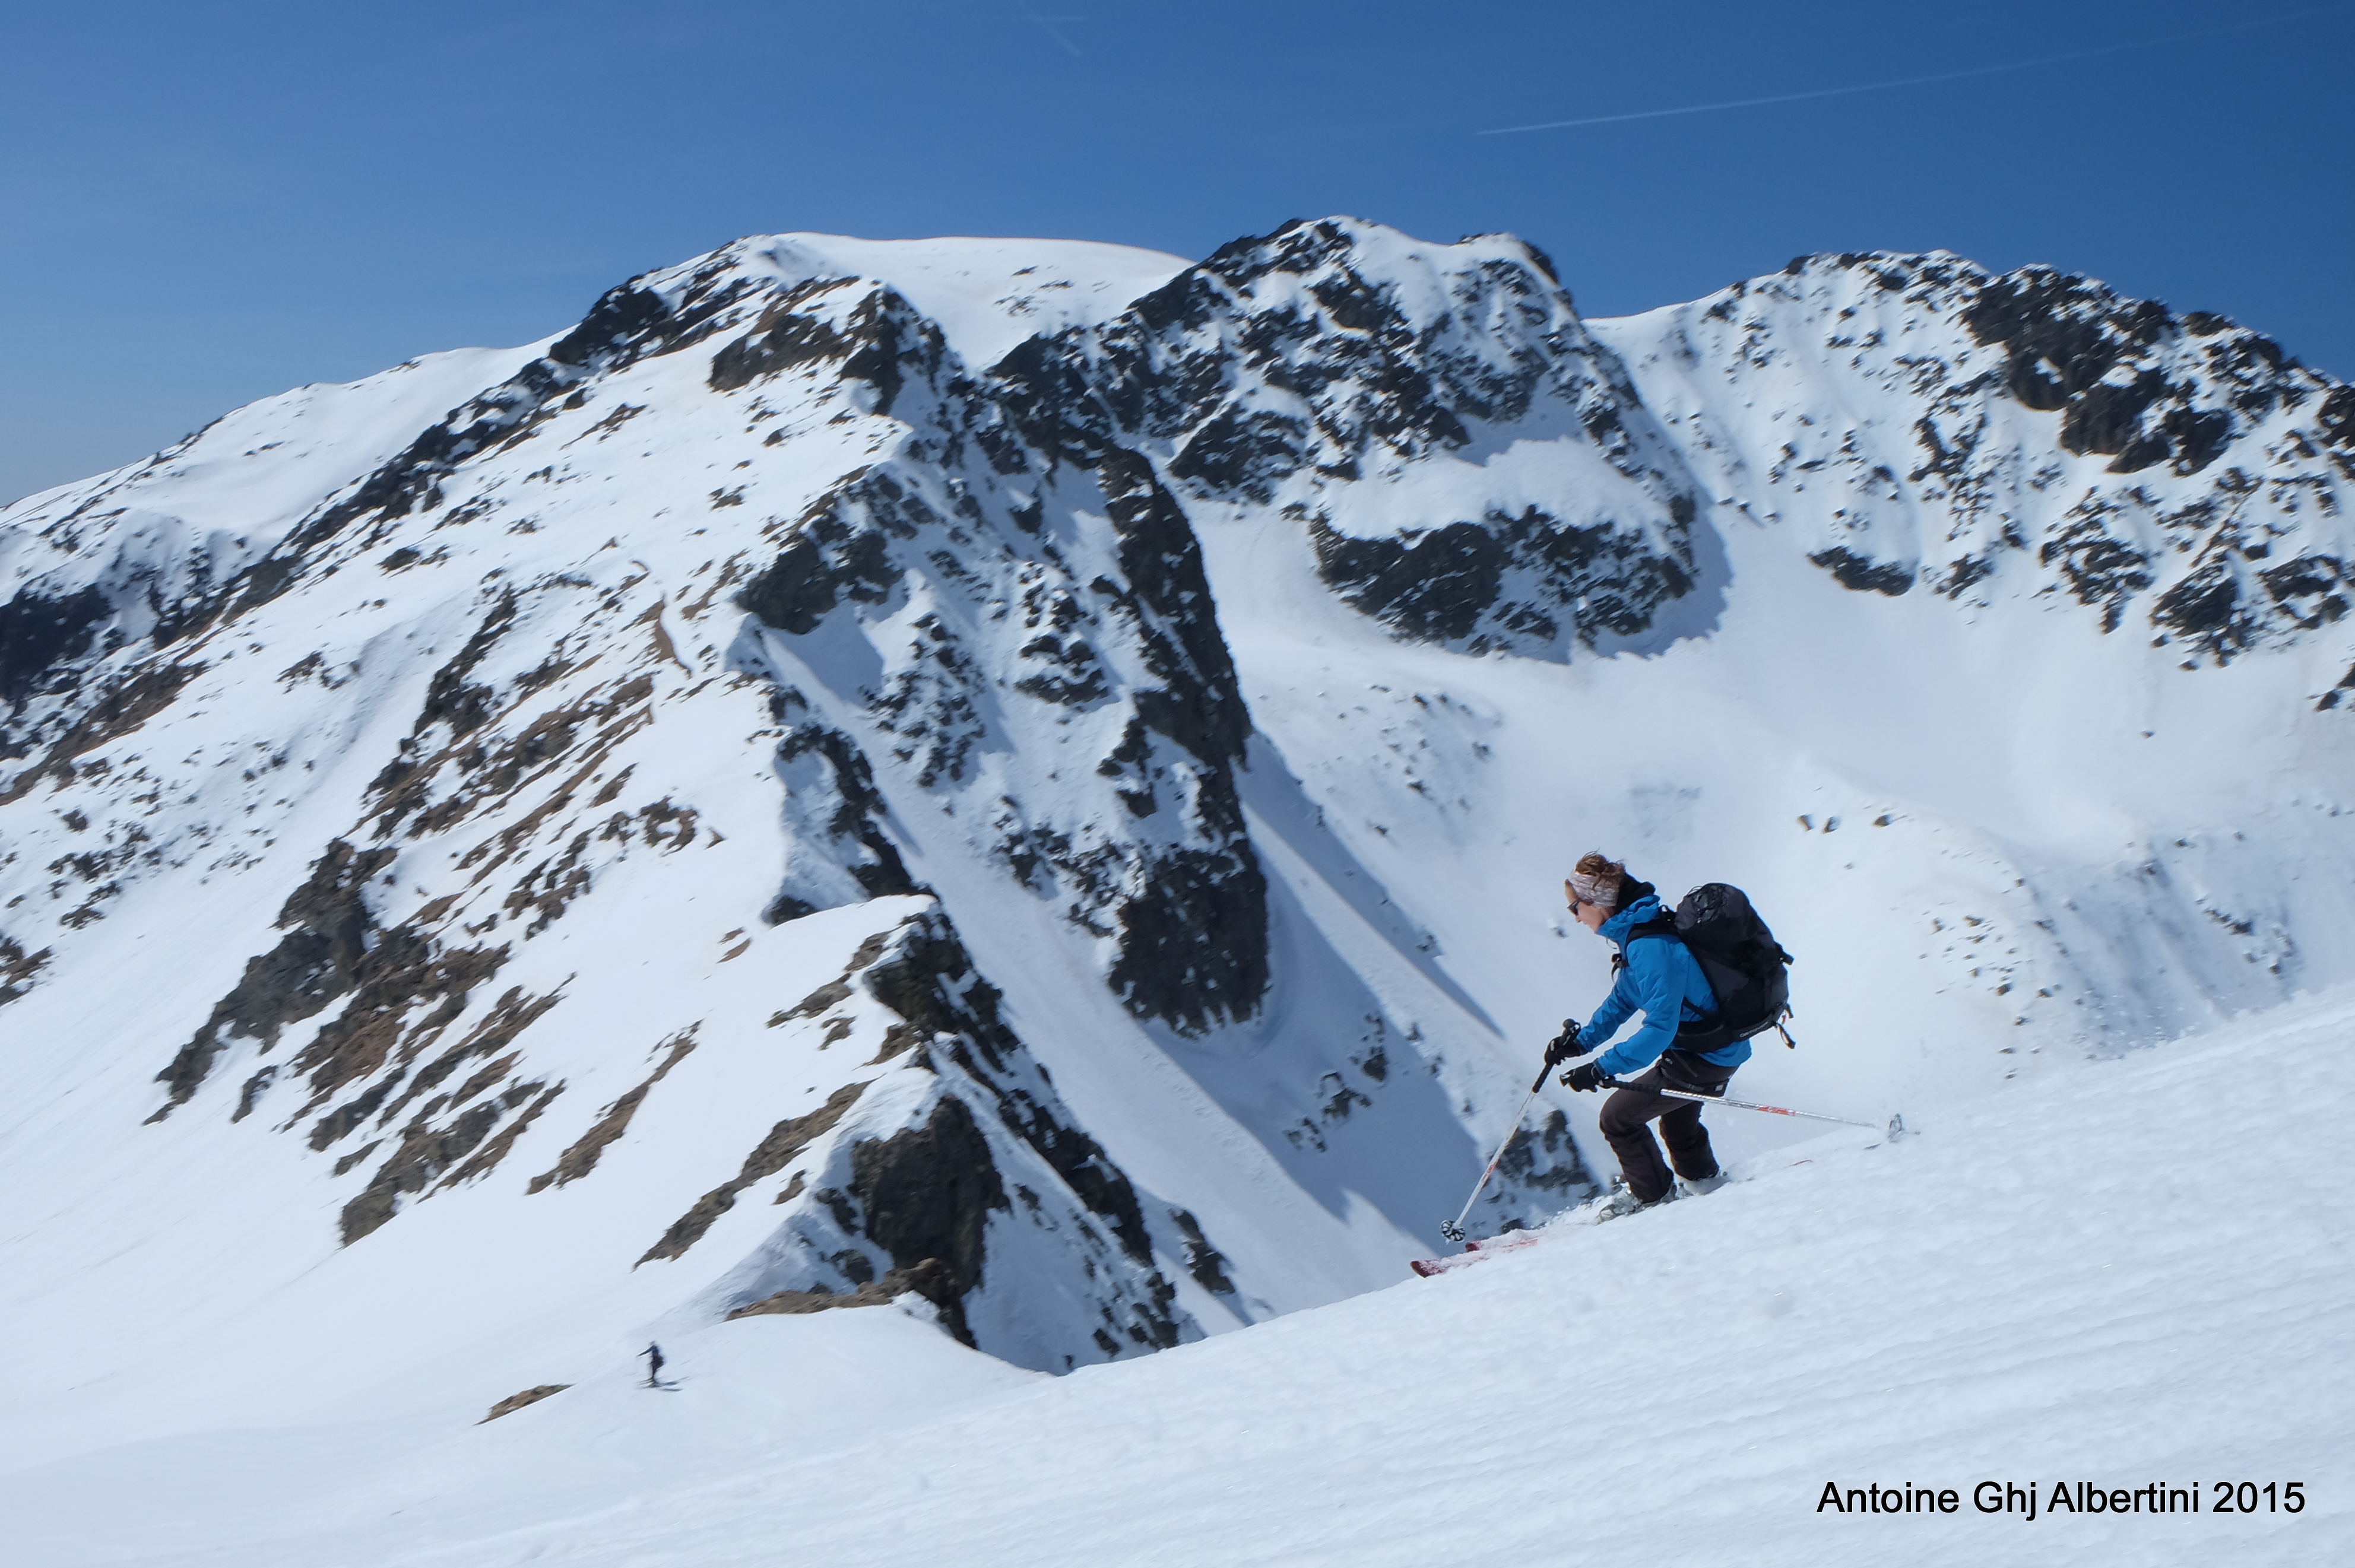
left=2151, top=557, right=2251, bottom=653
left=1495, top=1109, right=1598, bottom=1196
left=439, top=1082, right=563, bottom=1189
left=1106, top=846, right=1270, bottom=1036
left=236, top=260, right=756, bottom=595
left=149, top=839, right=394, bottom=1116
left=331, top=1137, right=380, bottom=1177
left=1168, top=1208, right=1237, bottom=1295
left=232, top=1066, right=277, bottom=1122
left=707, top=277, right=858, bottom=391
left=763, top=723, right=919, bottom=921
left=1808, top=547, right=1915, bottom=596
left=284, top=932, right=508, bottom=1113
left=860, top=915, right=1004, bottom=1064
left=846, top=1094, right=1006, bottom=1344
left=416, top=591, right=518, bottom=742
left=1311, top=499, right=1697, bottom=651
left=308, top=1071, right=405, bottom=1150
left=1963, top=266, right=2170, bottom=410
left=777, top=929, right=895, bottom=1020
left=851, top=911, right=1161, bottom=1268
left=1314, top=520, right=1505, bottom=642
left=706, top=278, right=857, bottom=388
left=1702, top=250, right=2355, bottom=664
left=725, top=1256, right=963, bottom=1331
left=723, top=907, right=1183, bottom=1358
left=990, top=1082, right=1155, bottom=1267
left=1, top=662, right=201, bottom=805
left=369, top=671, right=658, bottom=842
left=2261, top=554, right=2350, bottom=632
left=1097, top=447, right=1252, bottom=767
left=836, top=290, right=941, bottom=418
left=1013, top=624, right=1108, bottom=707
left=277, top=364, right=579, bottom=560
left=528, top=1029, right=699, bottom=1193
left=340, top=1099, right=505, bottom=1244
left=987, top=329, right=1124, bottom=466
left=2040, top=507, right=2154, bottom=631
left=144, top=553, right=300, bottom=652
left=727, top=364, right=1266, bottom=1034
left=736, top=495, right=898, bottom=636
left=2318, top=386, right=2355, bottom=450
left=638, top=1081, right=867, bottom=1264
left=0, top=934, right=51, bottom=1007
left=1317, top=1071, right=1372, bottom=1123
left=480, top=1385, right=570, bottom=1423
left=1168, top=406, right=1309, bottom=502
left=987, top=218, right=1689, bottom=664
left=1108, top=1273, right=1186, bottom=1353
left=2060, top=373, right=2168, bottom=467
left=1962, top=265, right=2251, bottom=478
left=371, top=985, right=565, bottom=1131
left=867, top=610, right=987, bottom=788
left=1935, top=554, right=1999, bottom=599
left=0, top=586, right=111, bottom=709
left=2161, top=407, right=2233, bottom=474
left=546, top=282, right=673, bottom=371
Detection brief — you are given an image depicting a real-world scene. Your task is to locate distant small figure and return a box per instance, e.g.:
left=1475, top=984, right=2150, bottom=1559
left=642, top=1342, right=665, bottom=1388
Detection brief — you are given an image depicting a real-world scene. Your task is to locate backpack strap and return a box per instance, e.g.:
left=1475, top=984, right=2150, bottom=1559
left=1609, top=912, right=1681, bottom=974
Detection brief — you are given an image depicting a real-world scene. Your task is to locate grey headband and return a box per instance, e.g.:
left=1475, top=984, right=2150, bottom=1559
left=1567, top=869, right=1621, bottom=909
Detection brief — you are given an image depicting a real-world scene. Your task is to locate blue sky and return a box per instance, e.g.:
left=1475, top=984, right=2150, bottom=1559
left=4, top=0, right=2348, bottom=503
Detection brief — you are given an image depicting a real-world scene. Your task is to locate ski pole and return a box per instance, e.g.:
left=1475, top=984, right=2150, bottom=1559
left=1440, top=1061, right=1550, bottom=1244
left=1600, top=1076, right=1904, bottom=1138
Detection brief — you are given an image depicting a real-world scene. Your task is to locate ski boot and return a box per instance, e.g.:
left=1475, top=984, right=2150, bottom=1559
left=1591, top=1182, right=1672, bottom=1224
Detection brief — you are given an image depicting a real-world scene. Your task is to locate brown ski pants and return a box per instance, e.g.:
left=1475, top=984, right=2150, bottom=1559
left=1598, top=1059, right=1735, bottom=1204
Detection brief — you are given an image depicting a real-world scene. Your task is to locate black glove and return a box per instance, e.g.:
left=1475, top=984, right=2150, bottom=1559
left=1542, top=1020, right=1584, bottom=1068
left=1561, top=1061, right=1609, bottom=1094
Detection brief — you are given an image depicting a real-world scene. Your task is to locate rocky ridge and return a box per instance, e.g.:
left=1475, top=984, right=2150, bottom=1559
left=3, top=218, right=2351, bottom=1394
left=1596, top=249, right=2355, bottom=667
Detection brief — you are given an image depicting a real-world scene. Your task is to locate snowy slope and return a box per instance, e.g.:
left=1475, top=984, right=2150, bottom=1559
left=3, top=217, right=2353, bottom=1489
left=7, top=986, right=2346, bottom=1567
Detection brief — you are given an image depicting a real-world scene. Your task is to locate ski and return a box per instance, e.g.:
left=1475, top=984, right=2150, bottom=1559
left=1409, top=1226, right=1554, bottom=1277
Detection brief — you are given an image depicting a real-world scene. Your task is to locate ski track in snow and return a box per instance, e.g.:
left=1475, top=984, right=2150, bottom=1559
left=4, top=988, right=2347, bottom=1567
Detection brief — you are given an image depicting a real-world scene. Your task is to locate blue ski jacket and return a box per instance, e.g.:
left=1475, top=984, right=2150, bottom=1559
left=1576, top=893, right=1749, bottom=1077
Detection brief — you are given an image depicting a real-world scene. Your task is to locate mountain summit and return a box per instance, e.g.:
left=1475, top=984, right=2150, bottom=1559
left=3, top=220, right=2351, bottom=1444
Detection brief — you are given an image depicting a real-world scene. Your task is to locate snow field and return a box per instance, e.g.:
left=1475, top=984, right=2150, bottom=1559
left=8, top=985, right=2346, bottom=1567
left=5, top=220, right=2353, bottom=1566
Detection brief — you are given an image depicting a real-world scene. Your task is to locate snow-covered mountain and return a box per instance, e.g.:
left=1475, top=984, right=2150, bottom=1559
left=14, top=989, right=2349, bottom=1566
left=4, top=218, right=2353, bottom=1472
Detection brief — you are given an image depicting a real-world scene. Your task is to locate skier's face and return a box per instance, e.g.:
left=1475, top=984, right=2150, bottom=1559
left=1565, top=881, right=1611, bottom=932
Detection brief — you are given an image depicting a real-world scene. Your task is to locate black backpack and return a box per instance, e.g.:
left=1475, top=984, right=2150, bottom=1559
left=1618, top=883, right=1793, bottom=1052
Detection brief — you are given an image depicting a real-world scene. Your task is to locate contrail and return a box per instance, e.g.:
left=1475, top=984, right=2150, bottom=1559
left=1479, top=5, right=2345, bottom=135
left=1020, top=6, right=1087, bottom=57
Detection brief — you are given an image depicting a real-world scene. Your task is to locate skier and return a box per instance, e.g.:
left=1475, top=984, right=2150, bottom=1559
left=642, top=1342, right=665, bottom=1388
left=1545, top=852, right=1749, bottom=1217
